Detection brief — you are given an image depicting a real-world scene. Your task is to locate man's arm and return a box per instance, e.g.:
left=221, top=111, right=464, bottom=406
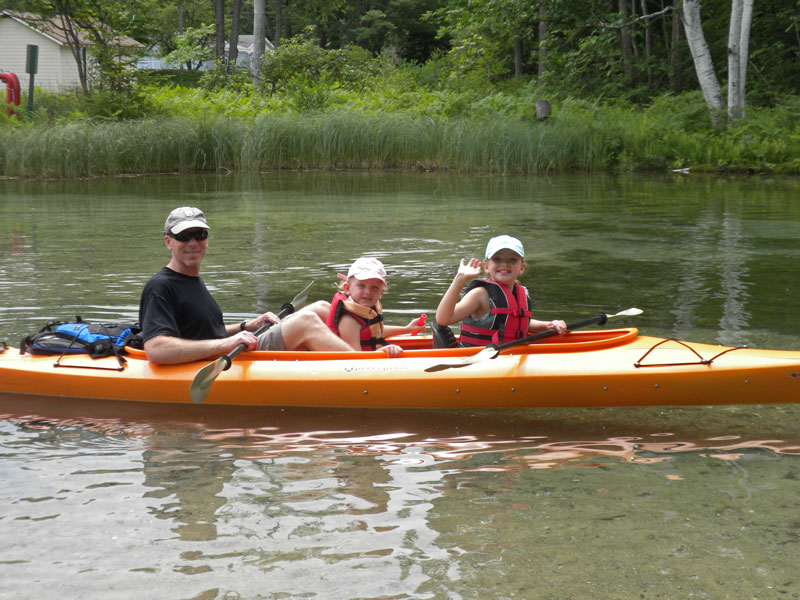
left=144, top=331, right=257, bottom=365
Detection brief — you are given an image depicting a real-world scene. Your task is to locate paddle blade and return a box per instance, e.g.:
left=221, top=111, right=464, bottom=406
left=290, top=281, right=314, bottom=310
left=609, top=307, right=642, bottom=318
left=190, top=281, right=315, bottom=403
left=424, top=346, right=498, bottom=372
left=189, top=357, right=228, bottom=404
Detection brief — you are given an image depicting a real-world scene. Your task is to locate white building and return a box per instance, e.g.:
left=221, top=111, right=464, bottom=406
left=139, top=35, right=275, bottom=72
left=227, top=35, right=275, bottom=68
left=0, top=10, right=143, bottom=92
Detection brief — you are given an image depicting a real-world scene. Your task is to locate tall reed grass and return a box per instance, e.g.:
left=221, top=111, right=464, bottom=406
left=3, top=94, right=800, bottom=178
left=0, top=112, right=611, bottom=178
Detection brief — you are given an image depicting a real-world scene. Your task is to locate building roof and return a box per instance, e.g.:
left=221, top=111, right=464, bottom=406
left=0, top=10, right=144, bottom=49
left=226, top=35, right=275, bottom=54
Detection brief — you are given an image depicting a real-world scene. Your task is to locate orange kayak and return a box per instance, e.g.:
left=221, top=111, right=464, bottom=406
left=1, top=328, right=799, bottom=408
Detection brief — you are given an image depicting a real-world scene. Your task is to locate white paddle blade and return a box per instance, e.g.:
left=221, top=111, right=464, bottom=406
left=423, top=346, right=498, bottom=372
left=608, top=307, right=643, bottom=319
left=189, top=357, right=227, bottom=403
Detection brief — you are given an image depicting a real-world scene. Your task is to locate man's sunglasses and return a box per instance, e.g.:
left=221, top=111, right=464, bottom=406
left=170, top=229, right=209, bottom=242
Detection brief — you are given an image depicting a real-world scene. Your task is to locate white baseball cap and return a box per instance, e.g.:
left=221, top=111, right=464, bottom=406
left=164, top=206, right=209, bottom=235
left=345, top=257, right=386, bottom=283
left=485, top=235, right=524, bottom=260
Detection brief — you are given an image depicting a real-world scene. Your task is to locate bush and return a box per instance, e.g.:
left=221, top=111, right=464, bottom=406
left=76, top=88, right=157, bottom=121
left=199, top=64, right=254, bottom=94
left=258, top=29, right=385, bottom=96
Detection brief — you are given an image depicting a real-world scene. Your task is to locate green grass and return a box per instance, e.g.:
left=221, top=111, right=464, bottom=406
left=1, top=111, right=616, bottom=177
left=3, top=84, right=800, bottom=178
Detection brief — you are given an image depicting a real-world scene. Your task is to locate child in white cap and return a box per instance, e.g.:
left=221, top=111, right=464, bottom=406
left=326, top=257, right=425, bottom=357
left=434, top=235, right=566, bottom=348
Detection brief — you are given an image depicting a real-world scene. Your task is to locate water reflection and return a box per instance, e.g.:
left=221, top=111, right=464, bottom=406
left=142, top=441, right=234, bottom=542
left=3, top=396, right=799, bottom=465
left=669, top=204, right=753, bottom=346
left=2, top=398, right=799, bottom=599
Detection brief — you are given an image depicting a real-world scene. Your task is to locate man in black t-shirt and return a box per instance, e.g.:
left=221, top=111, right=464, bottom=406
left=139, top=206, right=353, bottom=364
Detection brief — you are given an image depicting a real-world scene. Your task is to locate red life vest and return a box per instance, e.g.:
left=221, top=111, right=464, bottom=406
left=326, top=291, right=386, bottom=351
left=460, top=279, right=531, bottom=347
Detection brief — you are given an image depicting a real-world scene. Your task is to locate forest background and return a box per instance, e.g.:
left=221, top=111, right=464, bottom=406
left=2, top=0, right=800, bottom=177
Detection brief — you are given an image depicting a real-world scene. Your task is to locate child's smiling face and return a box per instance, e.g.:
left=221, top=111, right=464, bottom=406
left=484, top=249, right=525, bottom=286
left=345, top=277, right=386, bottom=307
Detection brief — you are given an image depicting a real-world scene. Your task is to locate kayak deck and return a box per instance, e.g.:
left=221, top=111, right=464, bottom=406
left=2, top=328, right=800, bottom=408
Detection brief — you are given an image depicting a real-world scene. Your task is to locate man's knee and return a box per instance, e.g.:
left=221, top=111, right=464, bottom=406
left=289, top=310, right=325, bottom=333
left=303, top=300, right=331, bottom=320
left=307, top=300, right=331, bottom=311
left=280, top=310, right=331, bottom=350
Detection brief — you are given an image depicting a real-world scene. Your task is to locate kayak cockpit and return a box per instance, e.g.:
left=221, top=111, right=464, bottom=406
left=122, top=327, right=639, bottom=363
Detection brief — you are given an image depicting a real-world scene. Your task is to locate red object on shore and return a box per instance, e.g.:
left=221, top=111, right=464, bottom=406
left=1, top=72, right=21, bottom=116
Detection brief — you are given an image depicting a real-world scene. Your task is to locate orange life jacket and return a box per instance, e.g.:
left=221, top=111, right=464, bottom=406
left=326, top=291, right=385, bottom=351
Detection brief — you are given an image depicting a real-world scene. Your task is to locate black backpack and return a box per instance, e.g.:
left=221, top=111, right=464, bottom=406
left=20, top=317, right=143, bottom=366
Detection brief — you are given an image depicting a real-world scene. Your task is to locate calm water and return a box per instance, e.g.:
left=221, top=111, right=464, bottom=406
left=1, top=172, right=799, bottom=599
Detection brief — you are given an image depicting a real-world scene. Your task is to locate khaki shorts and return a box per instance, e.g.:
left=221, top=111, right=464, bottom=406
left=256, top=322, right=285, bottom=351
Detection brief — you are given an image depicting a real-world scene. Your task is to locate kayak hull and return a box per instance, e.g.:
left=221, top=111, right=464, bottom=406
left=1, top=329, right=799, bottom=408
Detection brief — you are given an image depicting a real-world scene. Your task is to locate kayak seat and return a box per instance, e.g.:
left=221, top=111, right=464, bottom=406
left=431, top=321, right=460, bottom=349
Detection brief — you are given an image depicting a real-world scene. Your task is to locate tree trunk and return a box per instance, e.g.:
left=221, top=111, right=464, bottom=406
left=640, top=0, right=653, bottom=87
left=274, top=0, right=282, bottom=46
left=177, top=4, right=190, bottom=70
left=229, top=0, right=242, bottom=71
left=537, top=3, right=548, bottom=86
left=739, top=0, right=753, bottom=113
left=727, top=0, right=743, bottom=119
left=51, top=13, right=88, bottom=92
left=514, top=38, right=523, bottom=78
left=215, top=0, right=226, bottom=64
left=728, top=0, right=753, bottom=120
left=682, top=0, right=725, bottom=129
left=669, top=0, right=682, bottom=92
left=629, top=0, right=639, bottom=58
left=252, top=0, right=266, bottom=86
left=618, top=0, right=634, bottom=81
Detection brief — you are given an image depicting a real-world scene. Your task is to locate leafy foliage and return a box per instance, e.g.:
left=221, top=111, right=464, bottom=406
left=76, top=87, right=156, bottom=120
left=198, top=64, right=253, bottom=94
left=162, top=24, right=216, bottom=70
left=258, top=30, right=384, bottom=96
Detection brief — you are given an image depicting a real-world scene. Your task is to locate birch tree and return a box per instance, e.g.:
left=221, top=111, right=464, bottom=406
left=683, top=0, right=755, bottom=127
left=682, top=0, right=725, bottom=128
left=727, top=0, right=754, bottom=119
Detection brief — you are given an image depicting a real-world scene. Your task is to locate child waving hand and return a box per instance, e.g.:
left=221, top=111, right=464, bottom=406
left=434, top=235, right=566, bottom=347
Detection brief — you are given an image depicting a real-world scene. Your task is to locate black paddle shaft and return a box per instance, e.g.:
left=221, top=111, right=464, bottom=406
left=494, top=312, right=608, bottom=353
left=222, top=302, right=296, bottom=370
